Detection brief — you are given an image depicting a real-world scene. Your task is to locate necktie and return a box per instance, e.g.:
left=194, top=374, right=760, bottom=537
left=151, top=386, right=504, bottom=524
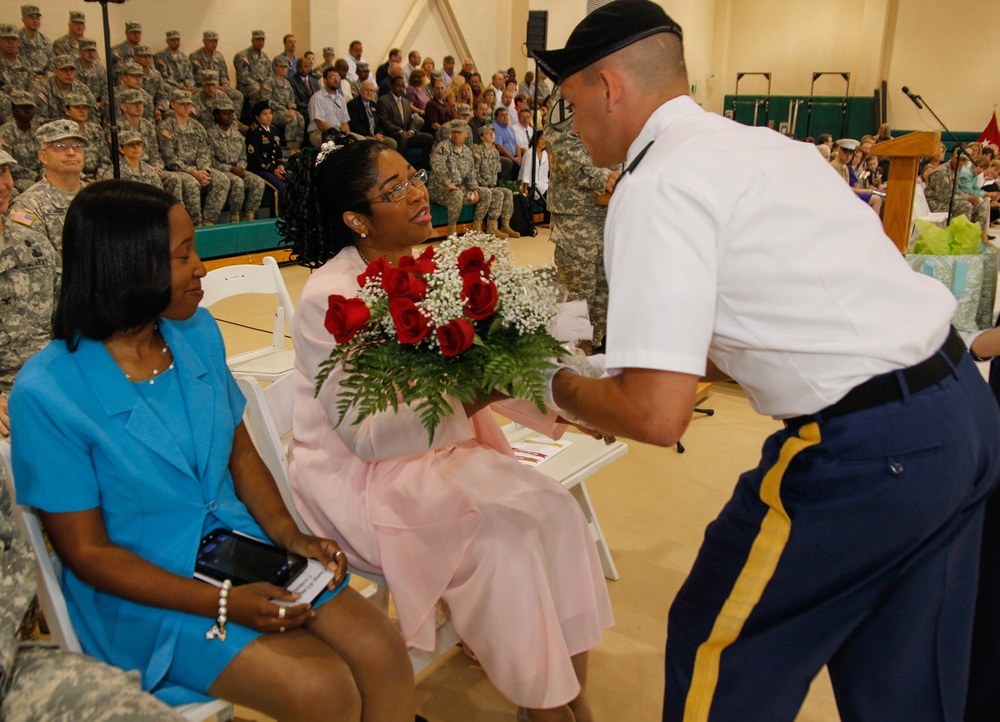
left=366, top=103, right=375, bottom=134
left=396, top=96, right=404, bottom=125
left=303, top=76, right=312, bottom=96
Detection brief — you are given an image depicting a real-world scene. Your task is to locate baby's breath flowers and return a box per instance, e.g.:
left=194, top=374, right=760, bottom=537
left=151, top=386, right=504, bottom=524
left=316, top=232, right=568, bottom=442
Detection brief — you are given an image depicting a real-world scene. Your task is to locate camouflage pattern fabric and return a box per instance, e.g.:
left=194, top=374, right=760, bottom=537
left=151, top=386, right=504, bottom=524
left=233, top=47, right=272, bottom=104
left=158, top=116, right=230, bottom=224
left=76, top=120, right=110, bottom=180
left=76, top=62, right=106, bottom=104
left=190, top=91, right=225, bottom=131
left=32, top=78, right=97, bottom=121
left=269, top=77, right=304, bottom=143
left=153, top=49, right=194, bottom=91
left=7, top=178, right=77, bottom=258
left=189, top=50, right=243, bottom=110
left=206, top=124, right=264, bottom=214
left=0, top=56, right=33, bottom=94
left=545, top=104, right=615, bottom=346
left=429, top=141, right=500, bottom=225
left=99, top=158, right=164, bottom=190
left=17, top=29, right=52, bottom=76
left=0, top=218, right=58, bottom=394
left=925, top=163, right=991, bottom=232
left=0, top=120, right=42, bottom=192
left=473, top=143, right=514, bottom=220
left=108, top=41, right=136, bottom=77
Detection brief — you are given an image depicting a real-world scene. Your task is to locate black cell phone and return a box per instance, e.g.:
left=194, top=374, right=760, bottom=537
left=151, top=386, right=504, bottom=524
left=195, top=529, right=308, bottom=587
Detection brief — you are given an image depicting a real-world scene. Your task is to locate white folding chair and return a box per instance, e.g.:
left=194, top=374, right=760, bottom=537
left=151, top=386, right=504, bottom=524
left=500, top=424, right=626, bottom=581
left=0, top=442, right=234, bottom=722
left=201, top=256, right=295, bottom=381
left=236, top=375, right=460, bottom=676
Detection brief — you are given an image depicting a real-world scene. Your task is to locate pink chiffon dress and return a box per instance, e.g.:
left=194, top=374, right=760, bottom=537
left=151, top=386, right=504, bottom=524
left=288, top=245, right=614, bottom=709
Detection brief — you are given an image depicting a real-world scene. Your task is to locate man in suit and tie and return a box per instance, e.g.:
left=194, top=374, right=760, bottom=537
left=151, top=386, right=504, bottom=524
left=347, top=79, right=397, bottom=149
left=376, top=74, right=433, bottom=168
left=288, top=56, right=320, bottom=128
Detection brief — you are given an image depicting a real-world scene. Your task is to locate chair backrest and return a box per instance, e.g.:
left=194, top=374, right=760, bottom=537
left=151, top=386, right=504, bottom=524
left=0, top=441, right=82, bottom=652
left=201, top=256, right=295, bottom=352
left=237, top=374, right=308, bottom=532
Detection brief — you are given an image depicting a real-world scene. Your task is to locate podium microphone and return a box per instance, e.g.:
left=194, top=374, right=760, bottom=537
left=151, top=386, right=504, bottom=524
left=901, top=86, right=924, bottom=110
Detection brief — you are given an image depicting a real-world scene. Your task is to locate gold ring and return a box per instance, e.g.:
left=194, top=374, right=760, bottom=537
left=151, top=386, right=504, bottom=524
left=278, top=606, right=286, bottom=619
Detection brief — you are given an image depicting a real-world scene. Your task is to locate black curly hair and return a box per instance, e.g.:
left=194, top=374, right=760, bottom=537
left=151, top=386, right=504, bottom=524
left=277, top=138, right=390, bottom=269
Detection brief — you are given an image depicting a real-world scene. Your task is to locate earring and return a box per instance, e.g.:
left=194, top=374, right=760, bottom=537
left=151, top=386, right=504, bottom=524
left=360, top=232, right=367, bottom=238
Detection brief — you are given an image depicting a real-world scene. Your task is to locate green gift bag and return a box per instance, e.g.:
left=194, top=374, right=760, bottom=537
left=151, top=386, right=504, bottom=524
left=905, top=247, right=999, bottom=332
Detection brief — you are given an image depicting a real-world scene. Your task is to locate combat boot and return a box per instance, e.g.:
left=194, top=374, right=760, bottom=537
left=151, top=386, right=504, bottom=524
left=242, top=211, right=255, bottom=221
left=486, top=220, right=507, bottom=239
left=500, top=218, right=520, bottom=238
left=230, top=212, right=240, bottom=223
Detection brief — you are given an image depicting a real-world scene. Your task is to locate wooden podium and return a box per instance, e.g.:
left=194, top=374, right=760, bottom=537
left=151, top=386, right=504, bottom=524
left=872, top=131, right=941, bottom=253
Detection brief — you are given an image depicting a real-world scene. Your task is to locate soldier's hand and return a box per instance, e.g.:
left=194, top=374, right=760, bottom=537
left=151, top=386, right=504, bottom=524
left=605, top=171, right=622, bottom=195
left=0, top=396, right=10, bottom=437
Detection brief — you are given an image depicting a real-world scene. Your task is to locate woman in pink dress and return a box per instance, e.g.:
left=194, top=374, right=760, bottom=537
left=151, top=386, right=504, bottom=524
left=279, top=139, right=614, bottom=722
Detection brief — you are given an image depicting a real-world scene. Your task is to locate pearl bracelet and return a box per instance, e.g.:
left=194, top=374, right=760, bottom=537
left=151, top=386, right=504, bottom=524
left=205, top=579, right=232, bottom=642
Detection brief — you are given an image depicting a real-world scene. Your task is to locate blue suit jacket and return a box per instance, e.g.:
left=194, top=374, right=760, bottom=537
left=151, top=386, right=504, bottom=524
left=10, top=308, right=264, bottom=704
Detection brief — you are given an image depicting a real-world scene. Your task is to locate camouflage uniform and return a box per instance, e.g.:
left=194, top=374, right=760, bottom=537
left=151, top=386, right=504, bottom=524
left=74, top=119, right=110, bottom=180
left=545, top=100, right=615, bottom=346
left=0, top=214, right=58, bottom=393
left=109, top=41, right=137, bottom=79
left=157, top=115, right=230, bottom=225
left=7, top=178, right=78, bottom=259
left=429, top=140, right=499, bottom=228
left=117, top=115, right=199, bottom=215
left=190, top=90, right=227, bottom=131
left=473, top=142, right=515, bottom=222
left=207, top=124, right=265, bottom=219
left=136, top=63, right=171, bottom=116
left=76, top=61, right=106, bottom=102
left=268, top=75, right=304, bottom=144
left=233, top=47, right=273, bottom=104
left=51, top=35, right=89, bottom=61
left=0, top=121, right=41, bottom=192
left=153, top=48, right=194, bottom=91
left=99, top=156, right=163, bottom=189
left=188, top=48, right=243, bottom=110
left=0, top=55, right=33, bottom=95
left=926, top=163, right=991, bottom=233
left=0, top=473, right=185, bottom=722
left=105, top=85, right=156, bottom=126
left=32, top=76, right=97, bottom=121
left=17, top=28, right=51, bottom=76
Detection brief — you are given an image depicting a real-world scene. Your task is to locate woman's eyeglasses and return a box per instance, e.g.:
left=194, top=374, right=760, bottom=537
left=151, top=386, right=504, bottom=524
left=368, top=169, right=428, bottom=204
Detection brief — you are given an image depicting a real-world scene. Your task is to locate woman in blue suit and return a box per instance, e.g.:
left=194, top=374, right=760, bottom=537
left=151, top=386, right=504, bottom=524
left=9, top=181, right=415, bottom=722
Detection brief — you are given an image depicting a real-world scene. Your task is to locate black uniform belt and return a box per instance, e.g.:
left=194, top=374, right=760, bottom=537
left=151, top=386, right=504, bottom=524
left=784, top=327, right=965, bottom=429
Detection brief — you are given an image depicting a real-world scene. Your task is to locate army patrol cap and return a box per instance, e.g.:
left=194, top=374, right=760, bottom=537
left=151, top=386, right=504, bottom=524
left=455, top=103, right=472, bottom=116
left=37, top=119, right=88, bottom=147
left=165, top=30, right=181, bottom=40
left=69, top=11, right=85, bottom=23
left=203, top=31, right=219, bottom=40
left=478, top=123, right=495, bottom=135
left=117, top=130, right=144, bottom=146
left=274, top=56, right=290, bottom=68
left=531, top=0, right=682, bottom=84
left=125, top=21, right=142, bottom=32
left=10, top=89, right=35, bottom=106
left=52, top=55, right=78, bottom=70
left=356, top=62, right=370, bottom=72
left=200, top=70, right=220, bottom=84
left=212, top=96, right=235, bottom=111
left=0, top=149, right=18, bottom=167
left=118, top=88, right=144, bottom=104
left=133, top=45, right=152, bottom=56
left=21, top=5, right=41, bottom=17
left=63, top=92, right=90, bottom=107
left=322, top=47, right=335, bottom=56
left=0, top=25, right=19, bottom=39
left=251, top=30, right=266, bottom=40
left=120, top=61, right=144, bottom=76
left=446, top=119, right=470, bottom=134
left=78, top=38, right=97, bottom=50
left=170, top=89, right=194, bottom=104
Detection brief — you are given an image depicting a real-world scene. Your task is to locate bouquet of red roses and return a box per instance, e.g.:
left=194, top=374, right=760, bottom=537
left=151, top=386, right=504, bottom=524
left=317, top=232, right=567, bottom=442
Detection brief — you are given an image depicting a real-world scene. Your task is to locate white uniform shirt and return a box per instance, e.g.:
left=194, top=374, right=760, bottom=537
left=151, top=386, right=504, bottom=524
left=519, top=148, right=549, bottom=198
left=604, top=95, right=956, bottom=418
left=345, top=54, right=366, bottom=83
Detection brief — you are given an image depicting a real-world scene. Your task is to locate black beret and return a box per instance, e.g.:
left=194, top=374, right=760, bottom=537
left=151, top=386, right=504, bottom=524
left=531, top=0, right=682, bottom=84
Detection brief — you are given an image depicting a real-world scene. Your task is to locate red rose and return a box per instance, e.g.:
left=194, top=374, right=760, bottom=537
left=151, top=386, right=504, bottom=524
left=462, top=275, right=499, bottom=320
left=357, top=256, right=392, bottom=287
left=389, top=298, right=431, bottom=344
left=382, top=267, right=428, bottom=301
left=436, top=318, right=476, bottom=357
left=399, top=246, right=436, bottom=275
left=457, top=247, right=493, bottom=278
left=324, top=294, right=370, bottom=344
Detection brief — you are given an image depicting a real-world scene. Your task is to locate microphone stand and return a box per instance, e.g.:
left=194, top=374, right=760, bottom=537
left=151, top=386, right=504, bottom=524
left=905, top=89, right=971, bottom=224
left=85, top=0, right=124, bottom=179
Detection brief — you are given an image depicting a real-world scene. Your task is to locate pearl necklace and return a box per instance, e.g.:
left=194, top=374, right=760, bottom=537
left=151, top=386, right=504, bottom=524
left=125, top=340, right=174, bottom=385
